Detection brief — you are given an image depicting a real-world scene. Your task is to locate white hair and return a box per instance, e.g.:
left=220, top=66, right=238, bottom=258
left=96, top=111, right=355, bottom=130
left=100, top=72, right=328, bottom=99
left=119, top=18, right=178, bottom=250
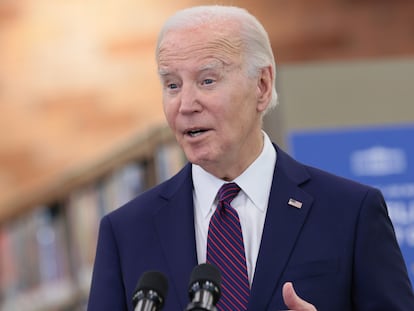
left=156, top=5, right=278, bottom=115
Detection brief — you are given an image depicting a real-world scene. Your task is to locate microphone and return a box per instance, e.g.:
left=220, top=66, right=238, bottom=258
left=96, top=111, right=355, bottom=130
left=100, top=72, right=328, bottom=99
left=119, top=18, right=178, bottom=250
left=132, top=271, right=169, bottom=311
left=186, top=263, right=222, bottom=311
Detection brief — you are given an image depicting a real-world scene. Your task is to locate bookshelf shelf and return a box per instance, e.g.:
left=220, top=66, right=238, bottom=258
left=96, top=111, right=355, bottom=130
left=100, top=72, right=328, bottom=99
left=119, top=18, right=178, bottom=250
left=0, top=124, right=186, bottom=311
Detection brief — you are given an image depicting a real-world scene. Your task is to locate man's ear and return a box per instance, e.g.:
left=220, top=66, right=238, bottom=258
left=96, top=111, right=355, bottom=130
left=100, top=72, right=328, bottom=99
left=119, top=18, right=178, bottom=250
left=256, top=65, right=273, bottom=113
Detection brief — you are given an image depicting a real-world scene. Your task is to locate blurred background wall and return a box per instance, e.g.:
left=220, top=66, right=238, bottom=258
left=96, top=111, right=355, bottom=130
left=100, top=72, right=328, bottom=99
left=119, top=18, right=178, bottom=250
left=0, top=0, right=413, bottom=310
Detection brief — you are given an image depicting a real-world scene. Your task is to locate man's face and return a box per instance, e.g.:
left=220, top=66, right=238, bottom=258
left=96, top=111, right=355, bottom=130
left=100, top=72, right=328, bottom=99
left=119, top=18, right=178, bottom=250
left=157, top=25, right=269, bottom=179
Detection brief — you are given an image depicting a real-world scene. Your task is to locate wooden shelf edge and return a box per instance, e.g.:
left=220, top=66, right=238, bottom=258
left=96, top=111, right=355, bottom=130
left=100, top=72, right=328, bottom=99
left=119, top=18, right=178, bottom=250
left=0, top=123, right=175, bottom=224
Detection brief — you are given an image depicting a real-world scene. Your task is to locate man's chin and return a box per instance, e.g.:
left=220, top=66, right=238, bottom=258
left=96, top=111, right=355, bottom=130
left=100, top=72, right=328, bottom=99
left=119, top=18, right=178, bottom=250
left=186, top=155, right=211, bottom=168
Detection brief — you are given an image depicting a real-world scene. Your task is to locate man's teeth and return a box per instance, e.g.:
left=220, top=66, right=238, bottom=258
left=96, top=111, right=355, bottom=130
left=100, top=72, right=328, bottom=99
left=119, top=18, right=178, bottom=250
left=188, top=129, right=204, bottom=137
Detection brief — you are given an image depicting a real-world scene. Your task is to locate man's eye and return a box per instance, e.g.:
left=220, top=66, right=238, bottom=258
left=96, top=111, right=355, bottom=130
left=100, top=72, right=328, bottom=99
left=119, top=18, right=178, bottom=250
left=167, top=83, right=178, bottom=89
left=202, top=79, right=214, bottom=85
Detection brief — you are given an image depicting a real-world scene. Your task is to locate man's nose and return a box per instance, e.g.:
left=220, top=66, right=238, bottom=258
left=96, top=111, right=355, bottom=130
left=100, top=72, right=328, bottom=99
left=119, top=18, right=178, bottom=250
left=178, top=83, right=202, bottom=114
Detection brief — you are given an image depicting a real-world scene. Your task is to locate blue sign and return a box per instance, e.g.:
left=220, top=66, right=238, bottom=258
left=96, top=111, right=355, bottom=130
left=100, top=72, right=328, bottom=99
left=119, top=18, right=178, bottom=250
left=288, top=123, right=414, bottom=285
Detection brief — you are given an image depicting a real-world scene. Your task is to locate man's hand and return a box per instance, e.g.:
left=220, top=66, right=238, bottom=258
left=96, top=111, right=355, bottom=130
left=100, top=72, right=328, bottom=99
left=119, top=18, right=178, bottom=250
left=282, top=282, right=317, bottom=311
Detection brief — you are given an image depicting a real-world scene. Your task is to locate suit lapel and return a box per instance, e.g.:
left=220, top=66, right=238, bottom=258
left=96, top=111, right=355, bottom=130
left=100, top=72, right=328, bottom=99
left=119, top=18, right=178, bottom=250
left=248, top=147, right=314, bottom=310
left=150, top=147, right=314, bottom=310
left=153, top=164, right=198, bottom=309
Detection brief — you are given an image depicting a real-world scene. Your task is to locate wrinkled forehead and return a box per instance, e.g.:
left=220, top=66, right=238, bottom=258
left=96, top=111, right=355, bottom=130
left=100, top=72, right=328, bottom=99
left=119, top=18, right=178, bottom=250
left=157, top=24, right=244, bottom=69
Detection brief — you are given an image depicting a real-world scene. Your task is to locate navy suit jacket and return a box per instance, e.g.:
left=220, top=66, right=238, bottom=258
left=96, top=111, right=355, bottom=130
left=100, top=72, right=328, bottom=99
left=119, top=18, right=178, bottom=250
left=88, top=144, right=414, bottom=310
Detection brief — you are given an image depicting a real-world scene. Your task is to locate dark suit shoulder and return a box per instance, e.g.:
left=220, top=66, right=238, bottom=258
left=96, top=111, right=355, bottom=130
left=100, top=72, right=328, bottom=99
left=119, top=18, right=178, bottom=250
left=304, top=163, right=384, bottom=201
left=304, top=164, right=376, bottom=192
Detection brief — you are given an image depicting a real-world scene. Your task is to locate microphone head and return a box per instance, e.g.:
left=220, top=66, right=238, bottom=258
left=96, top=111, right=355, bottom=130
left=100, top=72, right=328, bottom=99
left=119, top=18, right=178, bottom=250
left=188, top=263, right=221, bottom=304
left=132, top=271, right=168, bottom=309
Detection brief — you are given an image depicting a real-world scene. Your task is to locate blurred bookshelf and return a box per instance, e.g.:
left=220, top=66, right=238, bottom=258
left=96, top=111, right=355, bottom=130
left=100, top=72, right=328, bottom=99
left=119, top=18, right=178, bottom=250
left=0, top=125, right=186, bottom=311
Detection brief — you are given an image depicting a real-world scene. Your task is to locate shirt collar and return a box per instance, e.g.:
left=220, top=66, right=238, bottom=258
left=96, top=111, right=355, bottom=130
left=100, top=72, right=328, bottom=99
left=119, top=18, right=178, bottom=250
left=192, top=131, right=277, bottom=218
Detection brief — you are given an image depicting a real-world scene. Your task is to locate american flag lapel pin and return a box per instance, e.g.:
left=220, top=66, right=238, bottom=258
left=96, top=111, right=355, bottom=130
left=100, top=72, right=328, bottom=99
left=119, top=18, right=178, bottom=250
left=288, top=198, right=303, bottom=209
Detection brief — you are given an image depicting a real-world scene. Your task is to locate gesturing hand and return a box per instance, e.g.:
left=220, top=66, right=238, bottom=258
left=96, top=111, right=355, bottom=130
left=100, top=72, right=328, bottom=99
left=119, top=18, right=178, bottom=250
left=282, top=282, right=317, bottom=311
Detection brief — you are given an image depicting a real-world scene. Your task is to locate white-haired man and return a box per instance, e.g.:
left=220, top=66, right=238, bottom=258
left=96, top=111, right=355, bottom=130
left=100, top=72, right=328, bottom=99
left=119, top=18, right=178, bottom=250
left=88, top=5, right=414, bottom=311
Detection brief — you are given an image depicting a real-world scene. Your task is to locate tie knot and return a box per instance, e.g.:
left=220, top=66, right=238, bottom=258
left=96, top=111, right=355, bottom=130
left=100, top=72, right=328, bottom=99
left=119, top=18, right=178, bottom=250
left=217, top=182, right=241, bottom=204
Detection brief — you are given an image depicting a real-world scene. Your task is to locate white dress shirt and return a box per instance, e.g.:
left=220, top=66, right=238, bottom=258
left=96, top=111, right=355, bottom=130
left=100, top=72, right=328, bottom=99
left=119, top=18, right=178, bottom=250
left=192, top=131, right=277, bottom=285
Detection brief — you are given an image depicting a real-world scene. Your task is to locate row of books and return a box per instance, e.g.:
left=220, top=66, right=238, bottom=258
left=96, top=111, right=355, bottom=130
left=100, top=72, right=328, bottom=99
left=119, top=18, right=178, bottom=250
left=0, top=140, right=185, bottom=311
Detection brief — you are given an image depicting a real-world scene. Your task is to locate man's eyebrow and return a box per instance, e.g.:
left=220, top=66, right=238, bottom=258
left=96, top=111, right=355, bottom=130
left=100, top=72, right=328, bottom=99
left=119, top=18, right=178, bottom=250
left=158, top=68, right=170, bottom=76
left=157, top=60, right=227, bottom=77
left=198, top=61, right=225, bottom=72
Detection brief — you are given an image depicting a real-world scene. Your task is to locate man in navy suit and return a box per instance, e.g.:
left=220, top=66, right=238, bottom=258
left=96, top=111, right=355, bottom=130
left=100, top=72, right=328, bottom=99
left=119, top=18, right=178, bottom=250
left=88, top=5, right=414, bottom=311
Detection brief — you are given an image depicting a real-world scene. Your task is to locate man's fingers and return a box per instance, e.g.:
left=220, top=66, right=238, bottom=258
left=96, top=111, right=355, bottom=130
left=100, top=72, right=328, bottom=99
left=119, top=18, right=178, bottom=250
left=282, top=282, right=317, bottom=311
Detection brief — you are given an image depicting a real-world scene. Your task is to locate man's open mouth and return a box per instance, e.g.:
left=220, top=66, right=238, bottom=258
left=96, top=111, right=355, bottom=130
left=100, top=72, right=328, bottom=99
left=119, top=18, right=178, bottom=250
left=186, top=129, right=208, bottom=137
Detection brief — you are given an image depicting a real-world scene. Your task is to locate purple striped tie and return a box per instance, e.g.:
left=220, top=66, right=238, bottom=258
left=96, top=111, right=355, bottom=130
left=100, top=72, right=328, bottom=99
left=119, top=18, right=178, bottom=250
left=206, top=182, right=250, bottom=310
